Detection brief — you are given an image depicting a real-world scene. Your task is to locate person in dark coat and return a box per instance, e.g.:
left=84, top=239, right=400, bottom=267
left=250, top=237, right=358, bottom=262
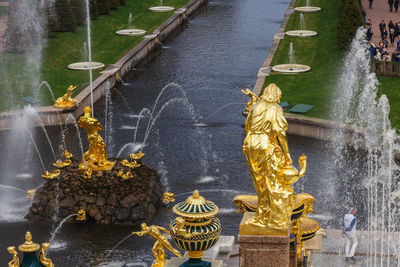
left=395, top=0, right=399, bottom=12
left=367, top=25, right=373, bottom=41
left=369, top=0, right=373, bottom=8
left=389, top=0, right=394, bottom=11
left=381, top=28, right=388, bottom=40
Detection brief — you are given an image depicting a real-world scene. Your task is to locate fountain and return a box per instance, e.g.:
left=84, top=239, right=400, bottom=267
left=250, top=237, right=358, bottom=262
left=295, top=0, right=321, bottom=12
left=286, top=13, right=318, bottom=37
left=26, top=109, right=165, bottom=225
left=116, top=13, right=147, bottom=37
left=149, top=0, right=175, bottom=12
left=272, top=42, right=311, bottom=73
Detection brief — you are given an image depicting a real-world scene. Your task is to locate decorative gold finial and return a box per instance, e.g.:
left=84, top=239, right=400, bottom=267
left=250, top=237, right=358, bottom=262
left=192, top=190, right=199, bottom=199
left=7, top=246, right=20, bottom=267
left=39, top=243, right=54, bottom=267
left=78, top=106, right=115, bottom=176
left=41, top=169, right=61, bottom=180
left=54, top=85, right=77, bottom=109
left=132, top=223, right=182, bottom=267
left=19, top=231, right=40, bottom=252
left=76, top=209, right=86, bottom=221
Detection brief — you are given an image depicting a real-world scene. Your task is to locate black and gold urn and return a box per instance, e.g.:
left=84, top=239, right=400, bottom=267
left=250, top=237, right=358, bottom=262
left=169, top=190, right=221, bottom=267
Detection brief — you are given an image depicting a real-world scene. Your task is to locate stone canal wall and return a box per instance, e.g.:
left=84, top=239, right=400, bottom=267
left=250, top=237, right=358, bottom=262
left=0, top=0, right=208, bottom=130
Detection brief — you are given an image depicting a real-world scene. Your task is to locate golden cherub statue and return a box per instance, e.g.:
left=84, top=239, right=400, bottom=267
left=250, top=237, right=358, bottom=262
left=120, top=159, right=141, bottom=169
left=39, top=243, right=54, bottom=267
left=240, top=83, right=307, bottom=235
left=7, top=246, right=20, bottom=267
left=76, top=209, right=87, bottom=221
left=132, top=223, right=182, bottom=267
left=42, top=169, right=61, bottom=180
left=117, top=170, right=134, bottom=180
left=78, top=106, right=115, bottom=175
left=26, top=189, right=36, bottom=199
left=241, top=88, right=260, bottom=112
left=54, top=85, right=77, bottom=109
left=130, top=151, right=145, bottom=160
left=162, top=192, right=175, bottom=203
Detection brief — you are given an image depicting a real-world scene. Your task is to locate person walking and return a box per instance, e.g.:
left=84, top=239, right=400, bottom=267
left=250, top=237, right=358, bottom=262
left=369, top=0, right=373, bottom=8
left=395, top=0, right=399, bottom=12
left=389, top=0, right=394, bottom=12
left=382, top=27, right=388, bottom=40
left=388, top=0, right=393, bottom=12
left=342, top=208, right=358, bottom=262
left=367, top=25, right=374, bottom=41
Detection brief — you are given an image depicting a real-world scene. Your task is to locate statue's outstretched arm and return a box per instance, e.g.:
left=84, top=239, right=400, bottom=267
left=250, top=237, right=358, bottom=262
left=157, top=226, right=170, bottom=235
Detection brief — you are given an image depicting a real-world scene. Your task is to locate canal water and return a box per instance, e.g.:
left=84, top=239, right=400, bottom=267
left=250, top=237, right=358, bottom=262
left=0, top=0, right=365, bottom=265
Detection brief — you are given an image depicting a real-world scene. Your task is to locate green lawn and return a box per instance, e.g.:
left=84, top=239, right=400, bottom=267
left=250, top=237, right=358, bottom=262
left=262, top=0, right=344, bottom=120
left=0, top=6, right=7, bottom=16
left=0, top=0, right=189, bottom=110
left=378, top=76, right=400, bottom=129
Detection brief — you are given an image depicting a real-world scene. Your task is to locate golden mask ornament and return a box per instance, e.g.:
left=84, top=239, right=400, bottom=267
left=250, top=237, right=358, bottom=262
left=162, top=192, right=175, bottom=203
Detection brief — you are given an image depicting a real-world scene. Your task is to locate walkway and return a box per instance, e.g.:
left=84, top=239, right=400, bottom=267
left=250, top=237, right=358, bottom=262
left=361, top=0, right=400, bottom=54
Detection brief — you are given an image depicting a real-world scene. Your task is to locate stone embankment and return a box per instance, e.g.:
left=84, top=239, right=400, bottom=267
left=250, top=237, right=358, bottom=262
left=26, top=159, right=164, bottom=225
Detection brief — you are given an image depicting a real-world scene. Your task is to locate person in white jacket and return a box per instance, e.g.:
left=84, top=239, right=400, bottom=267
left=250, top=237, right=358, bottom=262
left=342, top=208, right=358, bottom=261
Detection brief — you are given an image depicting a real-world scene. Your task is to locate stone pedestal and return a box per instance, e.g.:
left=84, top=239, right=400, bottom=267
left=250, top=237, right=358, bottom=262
left=237, top=212, right=290, bottom=267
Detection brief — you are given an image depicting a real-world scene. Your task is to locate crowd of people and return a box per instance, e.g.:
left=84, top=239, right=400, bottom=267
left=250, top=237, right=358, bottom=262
left=366, top=19, right=400, bottom=62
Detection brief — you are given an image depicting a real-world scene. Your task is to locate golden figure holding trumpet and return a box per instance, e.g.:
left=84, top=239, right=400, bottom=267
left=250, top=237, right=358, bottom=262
left=240, top=83, right=307, bottom=235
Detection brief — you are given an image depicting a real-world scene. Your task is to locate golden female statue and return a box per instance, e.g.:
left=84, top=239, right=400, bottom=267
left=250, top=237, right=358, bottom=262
left=132, top=223, right=182, bottom=267
left=241, top=83, right=306, bottom=235
left=39, top=243, right=54, bottom=267
left=7, top=246, right=20, bottom=267
left=78, top=106, right=115, bottom=175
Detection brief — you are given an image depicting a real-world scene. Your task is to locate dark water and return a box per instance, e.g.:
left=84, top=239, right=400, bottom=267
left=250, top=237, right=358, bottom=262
left=0, top=0, right=367, bottom=265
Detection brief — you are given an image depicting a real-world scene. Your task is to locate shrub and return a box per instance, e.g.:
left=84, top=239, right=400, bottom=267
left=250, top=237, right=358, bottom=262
left=110, top=0, right=120, bottom=10
left=337, top=0, right=364, bottom=49
left=70, top=0, right=86, bottom=26
left=54, top=0, right=77, bottom=32
left=97, top=0, right=111, bottom=15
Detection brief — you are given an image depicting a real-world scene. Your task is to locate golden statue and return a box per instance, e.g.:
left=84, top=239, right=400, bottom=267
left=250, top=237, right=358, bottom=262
left=39, top=243, right=54, bottom=267
left=242, top=88, right=260, bottom=112
left=53, top=159, right=71, bottom=168
left=240, top=83, right=307, bottom=235
left=26, top=189, right=36, bottom=199
left=64, top=150, right=73, bottom=160
left=130, top=151, right=145, bottom=160
left=162, top=192, right=175, bottom=203
left=132, top=223, right=182, bottom=267
left=7, top=246, right=19, bottom=267
left=76, top=209, right=86, bottom=221
left=78, top=106, right=115, bottom=176
left=117, top=170, right=134, bottom=180
left=54, top=85, right=77, bottom=109
left=120, top=159, right=141, bottom=169
left=42, top=169, right=61, bottom=180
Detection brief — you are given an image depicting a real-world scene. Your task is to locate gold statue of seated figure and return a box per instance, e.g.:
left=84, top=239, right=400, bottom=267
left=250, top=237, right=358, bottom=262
left=54, top=85, right=77, bottom=109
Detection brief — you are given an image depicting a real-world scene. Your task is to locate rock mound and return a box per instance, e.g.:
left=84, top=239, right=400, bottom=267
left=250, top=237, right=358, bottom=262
left=26, top=158, right=164, bottom=225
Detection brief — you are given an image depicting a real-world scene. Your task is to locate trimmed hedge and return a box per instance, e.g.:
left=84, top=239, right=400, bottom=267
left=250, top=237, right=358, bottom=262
left=337, top=0, right=364, bottom=49
left=55, top=0, right=76, bottom=32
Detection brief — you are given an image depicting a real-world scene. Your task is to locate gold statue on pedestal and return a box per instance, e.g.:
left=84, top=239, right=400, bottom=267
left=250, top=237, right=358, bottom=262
left=39, top=243, right=54, bottom=267
left=78, top=106, right=115, bottom=177
left=241, top=88, right=260, bottom=112
left=240, top=83, right=307, bottom=235
left=7, top=247, right=19, bottom=267
left=54, top=85, right=77, bottom=109
left=132, top=223, right=182, bottom=267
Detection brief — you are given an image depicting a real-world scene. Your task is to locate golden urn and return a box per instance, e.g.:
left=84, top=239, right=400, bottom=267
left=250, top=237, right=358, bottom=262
left=169, top=190, right=221, bottom=267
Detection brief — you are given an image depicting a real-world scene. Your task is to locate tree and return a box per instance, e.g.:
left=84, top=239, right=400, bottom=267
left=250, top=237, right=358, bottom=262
left=54, top=0, right=77, bottom=32
left=110, top=0, right=120, bottom=10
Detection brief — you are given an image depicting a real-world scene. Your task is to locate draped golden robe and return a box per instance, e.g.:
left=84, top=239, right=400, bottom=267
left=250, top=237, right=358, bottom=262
left=243, top=100, right=294, bottom=233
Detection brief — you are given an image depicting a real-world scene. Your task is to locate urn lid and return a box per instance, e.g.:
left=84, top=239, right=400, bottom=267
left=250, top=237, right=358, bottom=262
left=172, top=190, right=219, bottom=219
left=18, top=232, right=40, bottom=252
